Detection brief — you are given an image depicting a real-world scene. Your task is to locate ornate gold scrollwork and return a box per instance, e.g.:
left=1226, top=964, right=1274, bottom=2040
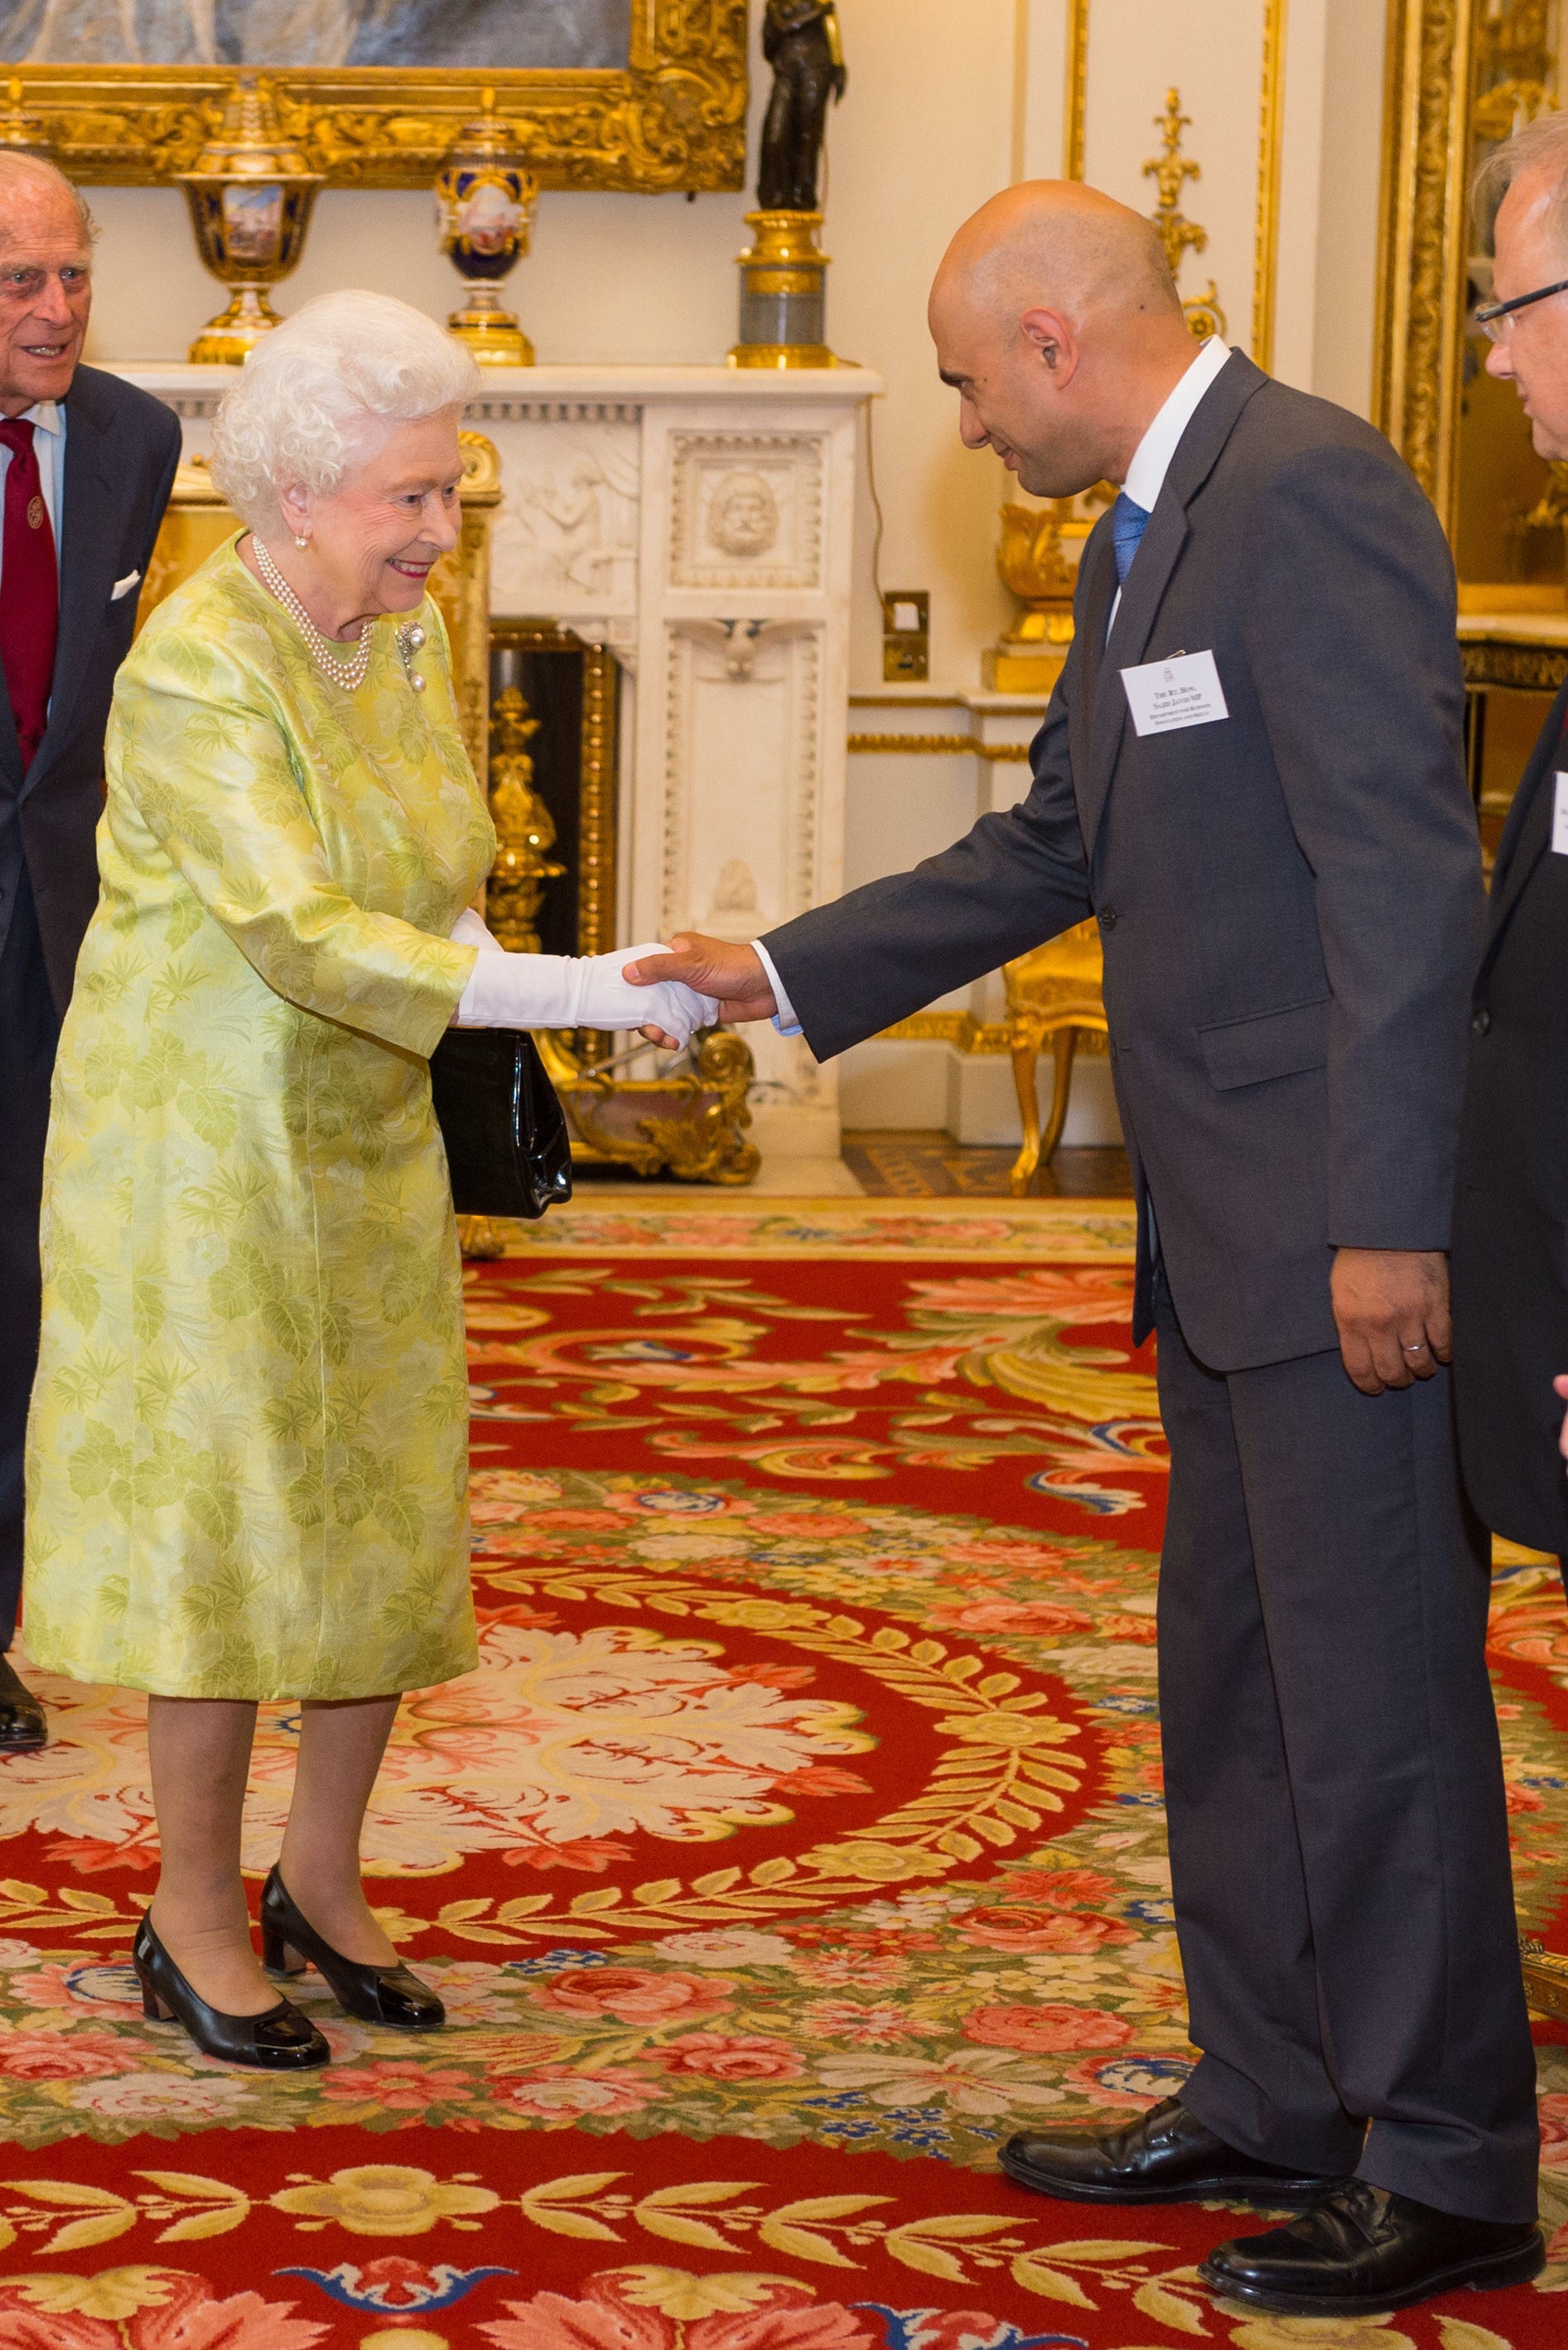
left=543, top=1027, right=761, bottom=1186
left=1143, top=88, right=1228, bottom=344
left=2, top=2, right=747, bottom=193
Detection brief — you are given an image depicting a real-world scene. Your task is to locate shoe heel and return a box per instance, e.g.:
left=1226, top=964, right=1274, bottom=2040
left=139, top=1978, right=172, bottom=2021
left=260, top=1923, right=305, bottom=1977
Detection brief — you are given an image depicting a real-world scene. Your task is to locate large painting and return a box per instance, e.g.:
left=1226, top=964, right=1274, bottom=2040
left=0, top=0, right=745, bottom=191
left=2, top=1, right=631, bottom=70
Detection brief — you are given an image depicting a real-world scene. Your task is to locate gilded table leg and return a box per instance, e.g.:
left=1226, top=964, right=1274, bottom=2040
left=1009, top=1035, right=1045, bottom=1197
left=457, top=1214, right=507, bottom=1260
left=1039, top=1028, right=1079, bottom=1165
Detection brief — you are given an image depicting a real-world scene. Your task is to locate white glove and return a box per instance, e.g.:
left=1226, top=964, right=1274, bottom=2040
left=449, top=906, right=505, bottom=956
left=451, top=926, right=720, bottom=1047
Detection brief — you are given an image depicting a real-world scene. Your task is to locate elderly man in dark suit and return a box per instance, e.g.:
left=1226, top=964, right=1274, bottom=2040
left=0, top=156, right=181, bottom=1750
left=1452, top=117, right=1568, bottom=1595
left=631, top=181, right=1541, bottom=2319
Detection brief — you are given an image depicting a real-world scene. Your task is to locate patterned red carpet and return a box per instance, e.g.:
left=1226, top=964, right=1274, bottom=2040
left=2, top=1196, right=1566, bottom=2348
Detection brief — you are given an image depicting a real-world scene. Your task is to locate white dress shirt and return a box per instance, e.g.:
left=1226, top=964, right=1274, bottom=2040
left=757, top=337, right=1235, bottom=1037
left=0, top=399, right=65, bottom=584
left=1109, top=335, right=1230, bottom=632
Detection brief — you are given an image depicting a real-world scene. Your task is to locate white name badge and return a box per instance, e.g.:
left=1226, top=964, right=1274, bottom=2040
left=1554, top=771, right=1568, bottom=856
left=1121, top=649, right=1229, bottom=736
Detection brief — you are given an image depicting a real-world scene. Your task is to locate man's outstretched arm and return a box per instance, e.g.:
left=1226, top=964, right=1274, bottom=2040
left=623, top=934, right=779, bottom=1021
left=628, top=692, right=1091, bottom=1059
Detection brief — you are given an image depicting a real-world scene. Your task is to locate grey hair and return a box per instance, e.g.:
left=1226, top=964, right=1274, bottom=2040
left=0, top=152, right=97, bottom=248
left=1472, top=110, right=1568, bottom=255
left=210, top=289, right=480, bottom=533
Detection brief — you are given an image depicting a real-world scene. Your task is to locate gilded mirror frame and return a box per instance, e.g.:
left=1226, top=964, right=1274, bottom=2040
left=3, top=0, right=746, bottom=193
left=1373, top=0, right=1478, bottom=525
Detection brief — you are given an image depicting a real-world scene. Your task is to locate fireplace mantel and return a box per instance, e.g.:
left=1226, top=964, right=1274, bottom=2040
left=107, top=360, right=881, bottom=1162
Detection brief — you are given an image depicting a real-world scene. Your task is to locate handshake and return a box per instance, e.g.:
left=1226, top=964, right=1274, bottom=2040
left=450, top=914, right=780, bottom=1050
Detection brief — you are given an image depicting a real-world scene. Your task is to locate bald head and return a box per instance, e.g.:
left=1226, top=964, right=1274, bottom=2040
left=0, top=153, right=94, bottom=413
left=936, top=181, right=1182, bottom=330
left=929, top=180, right=1201, bottom=499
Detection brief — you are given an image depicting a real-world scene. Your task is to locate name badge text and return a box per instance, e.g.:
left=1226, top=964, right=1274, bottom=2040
left=1121, top=649, right=1229, bottom=737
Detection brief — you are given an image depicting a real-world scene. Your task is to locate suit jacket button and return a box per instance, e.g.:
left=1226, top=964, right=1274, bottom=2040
left=1471, top=1008, right=1492, bottom=1036
left=1098, top=908, right=1118, bottom=930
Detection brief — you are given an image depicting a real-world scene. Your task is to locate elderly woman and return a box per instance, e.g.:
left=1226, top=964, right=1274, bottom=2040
left=21, top=290, right=712, bottom=2069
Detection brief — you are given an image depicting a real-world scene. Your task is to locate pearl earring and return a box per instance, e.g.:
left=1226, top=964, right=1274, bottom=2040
left=294, top=535, right=308, bottom=550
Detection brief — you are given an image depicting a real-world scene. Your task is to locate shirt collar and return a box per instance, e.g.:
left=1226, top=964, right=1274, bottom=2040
left=1121, top=335, right=1232, bottom=514
left=7, top=399, right=63, bottom=438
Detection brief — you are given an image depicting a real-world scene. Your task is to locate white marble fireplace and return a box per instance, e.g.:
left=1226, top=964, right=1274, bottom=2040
left=110, top=362, right=880, bottom=1163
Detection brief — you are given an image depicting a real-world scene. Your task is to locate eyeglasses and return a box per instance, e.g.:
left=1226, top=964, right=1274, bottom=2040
left=1474, top=273, right=1568, bottom=340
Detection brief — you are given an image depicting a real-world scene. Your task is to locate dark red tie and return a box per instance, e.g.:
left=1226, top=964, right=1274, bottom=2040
left=0, top=418, right=57, bottom=770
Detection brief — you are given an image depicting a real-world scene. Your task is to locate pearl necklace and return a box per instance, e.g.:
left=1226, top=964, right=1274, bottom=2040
left=251, top=538, right=374, bottom=692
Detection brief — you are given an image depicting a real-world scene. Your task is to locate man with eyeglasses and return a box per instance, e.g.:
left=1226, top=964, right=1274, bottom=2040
left=1450, top=113, right=1568, bottom=1609
left=0, top=156, right=180, bottom=1751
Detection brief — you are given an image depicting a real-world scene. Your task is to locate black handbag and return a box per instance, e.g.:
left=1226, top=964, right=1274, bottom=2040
left=428, top=1027, right=573, bottom=1220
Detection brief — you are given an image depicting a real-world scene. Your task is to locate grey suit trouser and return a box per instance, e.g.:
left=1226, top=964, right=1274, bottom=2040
left=1153, top=1284, right=1539, bottom=2222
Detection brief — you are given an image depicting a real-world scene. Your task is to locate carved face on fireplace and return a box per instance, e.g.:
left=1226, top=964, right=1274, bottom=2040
left=707, top=470, right=780, bottom=560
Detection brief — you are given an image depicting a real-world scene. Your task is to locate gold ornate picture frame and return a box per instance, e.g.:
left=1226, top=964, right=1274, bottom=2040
left=2, top=0, right=747, bottom=192
left=1373, top=0, right=1474, bottom=524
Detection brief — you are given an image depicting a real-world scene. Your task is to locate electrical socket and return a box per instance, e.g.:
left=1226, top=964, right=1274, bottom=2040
left=882, top=590, right=929, bottom=683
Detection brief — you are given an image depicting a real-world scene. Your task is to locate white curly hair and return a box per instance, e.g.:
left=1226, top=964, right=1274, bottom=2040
left=210, top=290, right=480, bottom=533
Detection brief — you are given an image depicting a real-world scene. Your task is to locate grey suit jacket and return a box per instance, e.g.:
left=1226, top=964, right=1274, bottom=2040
left=764, top=352, right=1483, bottom=1371
left=0, top=364, right=181, bottom=1014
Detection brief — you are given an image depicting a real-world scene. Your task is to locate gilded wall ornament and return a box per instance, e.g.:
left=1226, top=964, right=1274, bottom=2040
left=1142, top=89, right=1227, bottom=344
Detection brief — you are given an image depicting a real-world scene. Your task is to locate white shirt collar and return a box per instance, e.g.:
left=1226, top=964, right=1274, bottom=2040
left=3, top=399, right=63, bottom=438
left=1121, top=335, right=1232, bottom=515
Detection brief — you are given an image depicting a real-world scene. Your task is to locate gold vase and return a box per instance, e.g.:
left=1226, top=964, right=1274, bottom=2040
left=984, top=499, right=1089, bottom=692
left=485, top=687, right=565, bottom=953
left=729, top=210, right=837, bottom=369
left=177, top=75, right=322, bottom=365
left=436, top=89, right=537, bottom=367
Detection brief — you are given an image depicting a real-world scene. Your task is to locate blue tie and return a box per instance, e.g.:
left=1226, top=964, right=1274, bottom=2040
left=1112, top=492, right=1151, bottom=585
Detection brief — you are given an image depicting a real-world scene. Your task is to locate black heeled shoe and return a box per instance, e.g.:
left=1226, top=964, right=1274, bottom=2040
left=260, top=1865, right=445, bottom=2031
left=133, top=1916, right=330, bottom=2071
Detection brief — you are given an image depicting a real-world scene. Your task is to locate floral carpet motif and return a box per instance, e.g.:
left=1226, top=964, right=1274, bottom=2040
left=0, top=1198, right=1565, bottom=2346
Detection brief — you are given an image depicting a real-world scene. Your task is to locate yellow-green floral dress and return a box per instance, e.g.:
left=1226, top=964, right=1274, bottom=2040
left=22, top=537, right=495, bottom=1701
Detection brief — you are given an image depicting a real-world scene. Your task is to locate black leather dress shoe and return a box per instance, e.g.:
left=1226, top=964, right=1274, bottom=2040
left=1000, top=2097, right=1350, bottom=2208
left=260, top=1865, right=445, bottom=2030
left=1199, top=2180, right=1546, bottom=2316
left=0, top=1654, right=45, bottom=1750
left=133, top=1917, right=330, bottom=2071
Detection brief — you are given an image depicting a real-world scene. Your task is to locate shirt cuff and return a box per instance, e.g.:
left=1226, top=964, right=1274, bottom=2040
left=752, top=939, right=802, bottom=1036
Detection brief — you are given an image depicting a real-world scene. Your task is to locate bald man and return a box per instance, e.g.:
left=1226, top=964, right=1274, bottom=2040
left=0, top=160, right=180, bottom=1750
left=632, top=184, right=1541, bottom=2317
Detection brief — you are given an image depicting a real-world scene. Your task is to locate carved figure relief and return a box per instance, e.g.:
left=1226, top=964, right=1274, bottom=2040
left=488, top=420, right=639, bottom=615
left=671, top=432, right=824, bottom=590
left=707, top=470, right=780, bottom=559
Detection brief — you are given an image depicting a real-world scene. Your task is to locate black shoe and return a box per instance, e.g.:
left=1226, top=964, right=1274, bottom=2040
left=0, top=1654, right=45, bottom=1751
left=999, top=2097, right=1352, bottom=2208
left=260, top=1865, right=445, bottom=2031
left=133, top=1916, right=330, bottom=2072
left=1199, top=2181, right=1546, bottom=2316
